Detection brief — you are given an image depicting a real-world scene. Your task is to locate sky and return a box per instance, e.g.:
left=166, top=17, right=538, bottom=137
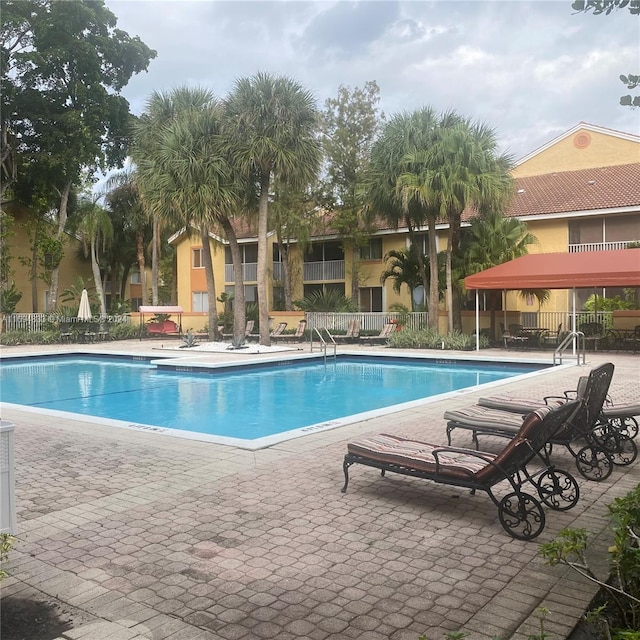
left=104, top=0, right=640, bottom=164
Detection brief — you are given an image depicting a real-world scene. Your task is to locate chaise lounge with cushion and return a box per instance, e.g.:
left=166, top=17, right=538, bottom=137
left=342, top=401, right=581, bottom=540
left=444, top=363, right=637, bottom=482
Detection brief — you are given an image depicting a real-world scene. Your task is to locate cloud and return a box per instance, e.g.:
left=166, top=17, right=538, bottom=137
left=105, top=0, right=640, bottom=162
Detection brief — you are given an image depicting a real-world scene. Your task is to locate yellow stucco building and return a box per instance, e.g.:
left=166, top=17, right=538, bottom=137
left=169, top=123, right=639, bottom=333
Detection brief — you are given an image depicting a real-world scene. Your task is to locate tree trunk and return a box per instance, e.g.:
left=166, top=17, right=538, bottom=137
left=135, top=229, right=148, bottom=305
left=257, top=173, right=271, bottom=346
left=200, top=226, right=218, bottom=339
left=48, top=179, right=72, bottom=311
left=31, top=233, right=39, bottom=313
left=351, top=244, right=359, bottom=305
left=219, top=215, right=246, bottom=344
left=91, top=239, right=106, bottom=316
left=279, top=239, right=293, bottom=311
left=426, top=213, right=440, bottom=331
left=449, top=214, right=463, bottom=332
left=151, top=214, right=159, bottom=305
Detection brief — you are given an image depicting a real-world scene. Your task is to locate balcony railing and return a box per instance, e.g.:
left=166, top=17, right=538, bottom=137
left=569, top=241, right=636, bottom=253
left=224, top=263, right=258, bottom=283
left=303, top=260, right=345, bottom=282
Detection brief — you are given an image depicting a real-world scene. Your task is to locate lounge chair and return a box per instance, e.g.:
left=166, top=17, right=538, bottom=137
left=359, top=323, right=396, bottom=345
left=334, top=319, right=361, bottom=343
left=342, top=401, right=581, bottom=540
left=479, top=378, right=639, bottom=440
left=272, top=319, right=307, bottom=342
left=222, top=320, right=255, bottom=341
left=445, top=363, right=637, bottom=482
left=269, top=322, right=287, bottom=338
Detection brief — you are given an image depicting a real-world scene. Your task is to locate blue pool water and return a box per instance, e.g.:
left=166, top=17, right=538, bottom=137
left=1, top=355, right=546, bottom=445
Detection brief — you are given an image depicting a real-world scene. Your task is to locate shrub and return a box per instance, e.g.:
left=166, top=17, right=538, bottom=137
left=387, top=328, right=489, bottom=350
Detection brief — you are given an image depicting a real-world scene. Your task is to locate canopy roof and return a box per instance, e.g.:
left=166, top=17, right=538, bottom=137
left=465, top=249, right=640, bottom=290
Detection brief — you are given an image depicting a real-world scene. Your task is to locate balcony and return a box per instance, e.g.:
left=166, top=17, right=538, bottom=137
left=303, top=260, right=345, bottom=282
left=569, top=241, right=636, bottom=253
left=224, top=263, right=257, bottom=283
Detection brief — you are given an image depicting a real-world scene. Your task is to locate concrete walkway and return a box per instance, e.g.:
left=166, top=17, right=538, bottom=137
left=1, top=340, right=638, bottom=640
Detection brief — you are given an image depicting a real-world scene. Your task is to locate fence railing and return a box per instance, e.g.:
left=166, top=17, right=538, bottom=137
left=303, top=260, right=345, bottom=282
left=307, top=312, right=429, bottom=333
left=569, top=241, right=636, bottom=253
left=519, top=311, right=615, bottom=331
left=2, top=313, right=131, bottom=332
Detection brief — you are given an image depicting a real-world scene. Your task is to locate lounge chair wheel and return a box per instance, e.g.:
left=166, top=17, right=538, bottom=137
left=592, top=426, right=638, bottom=466
left=498, top=492, right=545, bottom=540
left=605, top=435, right=637, bottom=466
left=535, top=469, right=580, bottom=511
left=575, top=446, right=613, bottom=481
left=607, top=416, right=639, bottom=440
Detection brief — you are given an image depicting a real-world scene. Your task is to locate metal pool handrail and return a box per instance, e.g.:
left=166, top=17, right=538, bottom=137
left=311, top=327, right=337, bottom=363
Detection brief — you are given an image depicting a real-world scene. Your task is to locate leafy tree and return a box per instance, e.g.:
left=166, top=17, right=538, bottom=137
left=270, top=181, right=319, bottom=311
left=320, top=81, right=384, bottom=303
left=225, top=72, right=321, bottom=346
left=572, top=0, right=639, bottom=107
left=1, top=0, right=156, bottom=310
left=104, top=169, right=151, bottom=305
left=75, top=197, right=113, bottom=316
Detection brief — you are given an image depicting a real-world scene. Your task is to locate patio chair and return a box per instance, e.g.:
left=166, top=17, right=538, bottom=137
left=502, top=323, right=530, bottom=349
left=222, top=320, right=255, bottom=341
left=334, top=319, right=361, bottom=343
left=342, top=401, right=581, bottom=540
left=359, top=322, right=396, bottom=345
left=269, top=322, right=287, bottom=338
left=272, top=319, right=307, bottom=342
left=445, top=363, right=637, bottom=482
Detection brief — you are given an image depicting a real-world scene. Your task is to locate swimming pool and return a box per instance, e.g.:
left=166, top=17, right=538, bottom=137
left=1, top=354, right=550, bottom=449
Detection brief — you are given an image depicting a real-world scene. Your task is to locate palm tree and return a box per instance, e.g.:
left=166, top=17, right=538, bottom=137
left=134, top=87, right=244, bottom=342
left=367, top=108, right=441, bottom=330
left=225, top=72, right=321, bottom=346
left=76, top=198, right=113, bottom=316
left=419, top=117, right=514, bottom=331
left=461, top=209, right=539, bottom=338
left=380, top=247, right=424, bottom=310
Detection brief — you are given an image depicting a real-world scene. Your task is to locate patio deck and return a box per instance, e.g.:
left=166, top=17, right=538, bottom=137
left=1, top=339, right=638, bottom=640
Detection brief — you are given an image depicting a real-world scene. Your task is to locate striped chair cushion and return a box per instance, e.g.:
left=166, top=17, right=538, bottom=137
left=443, top=405, right=525, bottom=434
left=478, top=395, right=565, bottom=414
left=347, top=434, right=493, bottom=480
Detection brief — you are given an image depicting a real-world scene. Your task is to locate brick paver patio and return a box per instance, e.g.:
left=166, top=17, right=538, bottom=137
left=1, top=340, right=638, bottom=640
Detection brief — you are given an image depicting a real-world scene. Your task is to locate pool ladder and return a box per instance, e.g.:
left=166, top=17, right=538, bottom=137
left=311, top=327, right=337, bottom=363
left=554, top=331, right=586, bottom=365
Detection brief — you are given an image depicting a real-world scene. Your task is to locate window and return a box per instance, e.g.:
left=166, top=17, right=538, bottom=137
left=192, top=248, right=204, bottom=268
left=192, top=292, right=208, bottom=312
left=223, top=285, right=257, bottom=303
left=359, top=287, right=383, bottom=312
left=225, top=244, right=258, bottom=264
left=359, top=238, right=383, bottom=260
left=130, top=298, right=142, bottom=312
left=130, top=271, right=141, bottom=284
left=305, top=241, right=344, bottom=262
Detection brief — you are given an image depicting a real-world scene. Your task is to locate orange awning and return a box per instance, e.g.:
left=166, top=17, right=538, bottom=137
left=465, top=249, right=640, bottom=290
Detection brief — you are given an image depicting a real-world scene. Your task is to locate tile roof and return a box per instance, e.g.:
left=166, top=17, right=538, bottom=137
left=508, top=163, right=640, bottom=217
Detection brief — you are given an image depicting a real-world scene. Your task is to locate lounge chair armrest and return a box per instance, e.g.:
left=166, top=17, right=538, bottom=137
left=431, top=446, right=497, bottom=475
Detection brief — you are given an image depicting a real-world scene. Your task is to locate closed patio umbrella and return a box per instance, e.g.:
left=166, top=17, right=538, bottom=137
left=77, top=289, right=92, bottom=321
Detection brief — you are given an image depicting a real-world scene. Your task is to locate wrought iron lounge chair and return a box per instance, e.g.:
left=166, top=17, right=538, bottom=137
left=359, top=323, right=396, bottom=345
left=445, top=363, right=636, bottom=482
left=479, top=377, right=639, bottom=440
left=342, top=402, right=581, bottom=540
